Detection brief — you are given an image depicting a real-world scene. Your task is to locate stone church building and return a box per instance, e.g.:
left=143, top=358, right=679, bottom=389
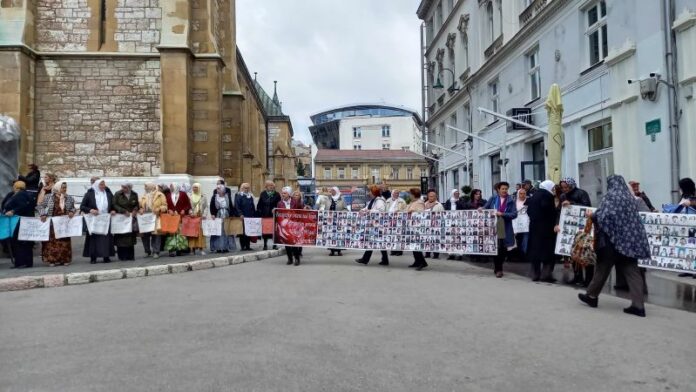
left=0, top=0, right=294, bottom=194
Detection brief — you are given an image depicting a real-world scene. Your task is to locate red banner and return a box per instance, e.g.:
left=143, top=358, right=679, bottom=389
left=273, top=209, right=318, bottom=246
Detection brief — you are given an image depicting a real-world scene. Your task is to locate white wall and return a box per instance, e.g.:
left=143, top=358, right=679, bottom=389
left=338, top=116, right=421, bottom=152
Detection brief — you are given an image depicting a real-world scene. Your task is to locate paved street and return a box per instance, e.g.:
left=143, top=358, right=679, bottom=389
left=1, top=248, right=694, bottom=392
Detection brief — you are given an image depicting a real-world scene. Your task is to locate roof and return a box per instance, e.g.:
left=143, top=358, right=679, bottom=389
left=314, top=149, right=427, bottom=163
left=253, top=80, right=285, bottom=118
left=416, top=0, right=434, bottom=19
left=310, top=103, right=423, bottom=126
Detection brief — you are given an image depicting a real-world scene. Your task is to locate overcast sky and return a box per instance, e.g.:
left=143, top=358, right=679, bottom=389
left=237, top=0, right=423, bottom=145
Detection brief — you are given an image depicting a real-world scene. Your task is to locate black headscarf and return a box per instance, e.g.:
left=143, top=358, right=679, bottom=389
left=595, top=175, right=650, bottom=259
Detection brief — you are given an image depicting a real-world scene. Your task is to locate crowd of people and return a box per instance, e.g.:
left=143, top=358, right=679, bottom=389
left=3, top=164, right=696, bottom=317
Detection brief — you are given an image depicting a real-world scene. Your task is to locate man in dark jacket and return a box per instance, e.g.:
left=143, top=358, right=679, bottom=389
left=257, top=181, right=281, bottom=250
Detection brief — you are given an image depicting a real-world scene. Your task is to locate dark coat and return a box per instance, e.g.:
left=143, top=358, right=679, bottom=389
left=560, top=187, right=592, bottom=207
left=80, top=188, right=114, bottom=214
left=466, top=198, right=487, bottom=210
left=443, top=199, right=467, bottom=210
left=484, top=195, right=518, bottom=247
left=235, top=193, right=256, bottom=217
left=2, top=190, right=34, bottom=217
left=257, top=190, right=281, bottom=218
left=18, top=170, right=40, bottom=191
left=209, top=189, right=239, bottom=217
left=113, top=190, right=139, bottom=213
left=525, top=190, right=558, bottom=263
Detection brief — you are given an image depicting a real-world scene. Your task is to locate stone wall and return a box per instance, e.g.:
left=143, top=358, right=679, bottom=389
left=34, top=58, right=161, bottom=177
left=114, top=0, right=161, bottom=52
left=35, top=0, right=91, bottom=51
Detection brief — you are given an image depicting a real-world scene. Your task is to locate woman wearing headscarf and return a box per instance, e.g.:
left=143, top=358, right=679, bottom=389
left=187, top=183, right=208, bottom=255
left=277, top=186, right=304, bottom=265
left=355, top=185, right=389, bottom=266
left=235, top=182, right=257, bottom=251
left=139, top=183, right=167, bottom=259
left=482, top=181, right=518, bottom=278
left=38, top=181, right=76, bottom=266
left=578, top=175, right=651, bottom=317
left=80, top=179, right=115, bottom=264
left=314, top=187, right=332, bottom=211
left=112, top=183, right=139, bottom=261
left=525, top=180, right=558, bottom=282
left=167, top=183, right=191, bottom=216
left=328, top=186, right=347, bottom=256
left=210, top=183, right=239, bottom=253
left=3, top=181, right=35, bottom=268
left=257, top=180, right=281, bottom=250
left=407, top=188, right=428, bottom=270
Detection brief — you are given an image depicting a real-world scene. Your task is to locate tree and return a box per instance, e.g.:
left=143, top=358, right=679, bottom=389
left=296, top=161, right=306, bottom=177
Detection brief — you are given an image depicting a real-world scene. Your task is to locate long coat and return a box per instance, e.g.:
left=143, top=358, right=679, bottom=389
left=210, top=190, right=239, bottom=218
left=235, top=193, right=256, bottom=217
left=257, top=191, right=281, bottom=218
left=80, top=188, right=114, bottom=214
left=525, top=190, right=558, bottom=263
left=167, top=191, right=191, bottom=215
left=112, top=190, right=139, bottom=247
left=484, top=195, right=518, bottom=248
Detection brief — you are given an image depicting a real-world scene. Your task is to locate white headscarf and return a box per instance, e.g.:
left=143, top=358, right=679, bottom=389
left=331, top=187, right=341, bottom=201
left=449, top=189, right=459, bottom=210
left=539, top=180, right=555, bottom=194
left=170, top=183, right=179, bottom=204
left=93, top=180, right=108, bottom=213
left=53, top=181, right=66, bottom=211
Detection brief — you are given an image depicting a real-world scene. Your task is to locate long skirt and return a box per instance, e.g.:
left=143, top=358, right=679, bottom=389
left=83, top=234, right=115, bottom=259
left=210, top=219, right=236, bottom=252
left=42, top=227, right=72, bottom=264
left=187, top=232, right=206, bottom=249
left=10, top=227, right=34, bottom=268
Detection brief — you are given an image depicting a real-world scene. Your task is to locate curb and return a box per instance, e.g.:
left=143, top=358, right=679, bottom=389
left=0, top=249, right=284, bottom=293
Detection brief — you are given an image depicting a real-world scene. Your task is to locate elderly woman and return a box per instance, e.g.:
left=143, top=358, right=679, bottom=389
left=235, top=182, right=257, bottom=251
left=407, top=188, right=428, bottom=270
left=257, top=180, right=281, bottom=250
left=139, top=183, right=167, bottom=259
left=36, top=173, right=57, bottom=207
left=80, top=179, right=115, bottom=264
left=167, top=183, right=191, bottom=216
left=277, top=187, right=304, bottom=265
left=355, top=185, right=389, bottom=266
left=210, top=183, right=238, bottom=253
left=579, top=175, right=651, bottom=317
left=112, top=183, right=139, bottom=261
left=187, top=183, right=208, bottom=255
left=2, top=181, right=35, bottom=269
left=482, top=181, right=518, bottom=278
left=38, top=181, right=76, bottom=266
left=424, top=189, right=445, bottom=260
left=314, top=187, right=332, bottom=211
left=328, top=186, right=347, bottom=256
left=525, top=180, right=558, bottom=282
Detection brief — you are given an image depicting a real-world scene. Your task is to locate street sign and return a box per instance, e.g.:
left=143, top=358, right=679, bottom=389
left=645, top=118, right=661, bottom=142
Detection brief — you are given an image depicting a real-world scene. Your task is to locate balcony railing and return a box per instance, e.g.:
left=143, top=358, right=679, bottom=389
left=520, top=0, right=549, bottom=25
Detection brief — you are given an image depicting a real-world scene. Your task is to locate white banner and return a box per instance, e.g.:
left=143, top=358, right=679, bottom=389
left=110, top=214, right=133, bottom=234
left=84, top=213, right=111, bottom=235
left=136, top=213, right=156, bottom=234
left=51, top=215, right=84, bottom=239
left=202, top=218, right=222, bottom=237
left=18, top=217, right=50, bottom=242
left=244, top=218, right=262, bottom=236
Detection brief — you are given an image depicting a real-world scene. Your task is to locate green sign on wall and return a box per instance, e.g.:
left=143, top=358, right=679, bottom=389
left=645, top=118, right=661, bottom=142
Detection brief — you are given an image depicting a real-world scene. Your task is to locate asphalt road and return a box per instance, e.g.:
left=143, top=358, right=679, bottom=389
left=1, top=248, right=694, bottom=392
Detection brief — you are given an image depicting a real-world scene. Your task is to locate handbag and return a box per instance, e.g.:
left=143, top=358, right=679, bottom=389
left=571, top=218, right=596, bottom=267
left=181, top=216, right=201, bottom=237
left=159, top=214, right=181, bottom=234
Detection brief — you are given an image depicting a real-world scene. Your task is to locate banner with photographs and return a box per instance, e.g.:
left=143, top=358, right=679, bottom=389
left=273, top=209, right=498, bottom=255
left=555, top=205, right=696, bottom=274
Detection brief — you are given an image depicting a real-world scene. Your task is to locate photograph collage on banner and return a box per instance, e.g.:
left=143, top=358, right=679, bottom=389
left=314, top=210, right=498, bottom=255
left=555, top=205, right=596, bottom=256
left=641, top=212, right=696, bottom=273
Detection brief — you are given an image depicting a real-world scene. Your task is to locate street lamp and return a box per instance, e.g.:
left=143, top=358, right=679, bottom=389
left=432, top=68, right=459, bottom=93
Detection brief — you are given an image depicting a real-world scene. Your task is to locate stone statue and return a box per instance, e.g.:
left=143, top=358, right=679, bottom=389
left=0, top=115, right=20, bottom=199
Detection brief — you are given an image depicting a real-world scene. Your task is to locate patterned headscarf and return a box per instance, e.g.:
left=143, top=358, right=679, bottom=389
left=560, top=177, right=576, bottom=189
left=595, top=175, right=650, bottom=259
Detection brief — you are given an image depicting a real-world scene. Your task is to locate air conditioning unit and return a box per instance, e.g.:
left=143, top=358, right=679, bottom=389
left=506, top=108, right=533, bottom=131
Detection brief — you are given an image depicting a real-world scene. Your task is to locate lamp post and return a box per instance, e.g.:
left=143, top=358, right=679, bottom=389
left=432, top=68, right=459, bottom=93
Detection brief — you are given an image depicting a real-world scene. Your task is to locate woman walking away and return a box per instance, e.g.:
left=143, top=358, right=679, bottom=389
left=482, top=182, right=518, bottom=278
left=210, top=183, right=238, bottom=253
left=81, top=179, right=115, bottom=264
left=38, top=181, right=76, bottom=266
left=257, top=181, right=281, bottom=250
left=424, top=189, right=445, bottom=260
left=328, top=186, right=347, bottom=256
left=355, top=185, right=389, bottom=266
left=187, top=183, right=209, bottom=255
left=578, top=175, right=651, bottom=317
left=139, top=183, right=167, bottom=259
left=278, top=187, right=304, bottom=266
left=525, top=180, right=558, bottom=282
left=407, top=188, right=428, bottom=271
left=3, top=181, right=35, bottom=268
left=113, top=183, right=139, bottom=261
left=235, top=183, right=257, bottom=251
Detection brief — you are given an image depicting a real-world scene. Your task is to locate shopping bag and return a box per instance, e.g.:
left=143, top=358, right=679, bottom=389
left=201, top=218, right=222, bottom=237
left=224, top=217, right=243, bottom=235
left=181, top=216, right=201, bottom=237
left=262, top=218, right=274, bottom=235
left=571, top=218, right=596, bottom=267
left=164, top=234, right=189, bottom=252
left=0, top=216, right=20, bottom=240
left=159, top=214, right=181, bottom=234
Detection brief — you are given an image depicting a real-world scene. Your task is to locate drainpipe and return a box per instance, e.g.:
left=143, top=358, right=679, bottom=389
left=662, top=0, right=680, bottom=202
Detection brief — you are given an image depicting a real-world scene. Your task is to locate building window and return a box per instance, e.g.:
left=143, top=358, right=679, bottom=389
left=527, top=47, right=541, bottom=100
left=382, top=143, right=391, bottom=150
left=463, top=104, right=471, bottom=132
left=324, top=167, right=332, bottom=180
left=353, top=144, right=361, bottom=150
left=371, top=167, right=380, bottom=183
left=488, top=79, right=499, bottom=113
left=352, top=167, right=359, bottom=179
left=407, top=167, right=414, bottom=180
left=391, top=167, right=399, bottom=180
left=338, top=167, right=345, bottom=179
left=587, top=121, right=613, bottom=152
left=586, top=0, right=608, bottom=66
left=487, top=1, right=495, bottom=44
left=353, top=127, right=361, bottom=139
left=436, top=1, right=443, bottom=31
left=452, top=168, right=459, bottom=190
left=491, top=153, right=501, bottom=187
left=381, top=125, right=391, bottom=137
left=426, top=17, right=434, bottom=43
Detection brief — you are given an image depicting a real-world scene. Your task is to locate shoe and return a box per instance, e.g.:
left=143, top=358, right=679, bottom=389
left=263, top=245, right=268, bottom=251
left=378, top=261, right=389, bottom=266
left=416, top=263, right=428, bottom=271
left=447, top=255, right=455, bottom=260
left=355, top=259, right=368, bottom=265
left=286, top=259, right=293, bottom=265
left=677, top=273, right=693, bottom=277
left=457, top=256, right=463, bottom=261
left=408, top=263, right=418, bottom=268
left=169, top=252, right=176, bottom=257
left=623, top=306, right=646, bottom=317
left=433, top=255, right=440, bottom=260
left=337, top=251, right=342, bottom=256
left=578, top=293, right=598, bottom=308
left=272, top=245, right=278, bottom=250
left=153, top=254, right=159, bottom=259
left=145, top=252, right=152, bottom=258
left=104, top=258, right=111, bottom=263
left=495, top=271, right=503, bottom=278
left=294, top=258, right=301, bottom=266
left=329, top=251, right=335, bottom=256
left=90, top=259, right=97, bottom=264
left=541, top=277, right=557, bottom=283
left=532, top=275, right=540, bottom=282
left=200, top=251, right=206, bottom=256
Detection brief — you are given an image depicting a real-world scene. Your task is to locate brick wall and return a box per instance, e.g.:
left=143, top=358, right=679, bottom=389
left=34, top=58, right=161, bottom=177
left=114, top=0, right=162, bottom=52
left=36, top=0, right=91, bottom=51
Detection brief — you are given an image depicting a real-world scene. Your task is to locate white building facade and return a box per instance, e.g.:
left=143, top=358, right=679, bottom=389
left=418, top=0, right=696, bottom=207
